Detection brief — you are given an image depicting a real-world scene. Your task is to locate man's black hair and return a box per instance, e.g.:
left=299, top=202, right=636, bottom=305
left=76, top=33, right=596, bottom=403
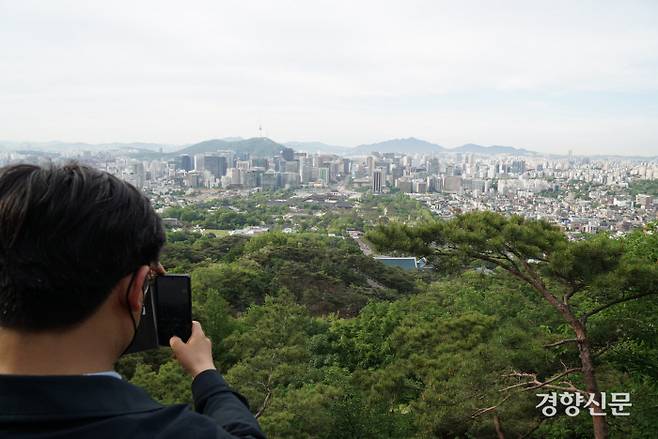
left=0, top=163, right=165, bottom=331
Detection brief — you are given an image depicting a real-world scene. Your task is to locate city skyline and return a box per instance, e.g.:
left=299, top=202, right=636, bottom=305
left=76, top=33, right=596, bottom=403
left=2, top=1, right=658, bottom=156
left=5, top=136, right=655, bottom=237
left=2, top=135, right=657, bottom=159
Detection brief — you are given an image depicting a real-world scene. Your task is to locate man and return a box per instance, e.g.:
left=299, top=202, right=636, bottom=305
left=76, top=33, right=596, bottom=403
left=0, top=163, right=266, bottom=438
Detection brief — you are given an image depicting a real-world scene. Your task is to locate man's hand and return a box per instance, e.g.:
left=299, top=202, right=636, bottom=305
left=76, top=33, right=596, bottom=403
left=170, top=321, right=216, bottom=378
left=152, top=262, right=166, bottom=276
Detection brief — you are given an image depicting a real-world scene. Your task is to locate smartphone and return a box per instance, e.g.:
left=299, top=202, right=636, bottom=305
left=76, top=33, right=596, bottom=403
left=152, top=274, right=192, bottom=346
left=123, top=285, right=158, bottom=354
left=122, top=273, right=193, bottom=354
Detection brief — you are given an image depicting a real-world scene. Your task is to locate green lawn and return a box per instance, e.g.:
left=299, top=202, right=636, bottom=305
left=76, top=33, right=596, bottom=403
left=202, top=229, right=231, bottom=237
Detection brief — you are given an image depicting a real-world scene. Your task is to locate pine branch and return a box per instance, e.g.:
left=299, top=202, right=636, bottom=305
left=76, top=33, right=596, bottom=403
left=471, top=394, right=512, bottom=418
left=544, top=338, right=579, bottom=348
left=503, top=367, right=583, bottom=392
left=581, top=291, right=658, bottom=323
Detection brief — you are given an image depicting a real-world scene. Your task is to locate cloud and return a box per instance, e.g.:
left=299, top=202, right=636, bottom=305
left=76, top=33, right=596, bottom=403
left=1, top=0, right=657, bottom=154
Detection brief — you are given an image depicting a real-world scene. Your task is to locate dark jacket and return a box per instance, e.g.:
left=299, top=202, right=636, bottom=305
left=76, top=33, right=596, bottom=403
left=0, top=370, right=266, bottom=438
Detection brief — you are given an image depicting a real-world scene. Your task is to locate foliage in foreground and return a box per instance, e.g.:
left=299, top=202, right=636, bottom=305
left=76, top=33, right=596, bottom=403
left=118, top=216, right=658, bottom=438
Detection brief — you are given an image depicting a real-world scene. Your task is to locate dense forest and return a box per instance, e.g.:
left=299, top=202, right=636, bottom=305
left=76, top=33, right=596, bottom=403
left=117, top=210, right=658, bottom=439
left=158, top=191, right=433, bottom=235
left=629, top=180, right=658, bottom=197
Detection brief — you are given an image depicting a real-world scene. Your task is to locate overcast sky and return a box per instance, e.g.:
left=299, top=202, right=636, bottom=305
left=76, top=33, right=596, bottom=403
left=1, top=0, right=657, bottom=155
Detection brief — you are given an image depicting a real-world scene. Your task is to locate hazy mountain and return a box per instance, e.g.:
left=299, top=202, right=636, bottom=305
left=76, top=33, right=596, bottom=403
left=6, top=137, right=653, bottom=159
left=0, top=141, right=175, bottom=154
left=103, top=142, right=172, bottom=152
left=346, top=139, right=540, bottom=156
left=284, top=141, right=349, bottom=154
left=13, top=150, right=61, bottom=158
left=452, top=143, right=538, bottom=156
left=349, top=137, right=445, bottom=155
left=172, top=137, right=287, bottom=158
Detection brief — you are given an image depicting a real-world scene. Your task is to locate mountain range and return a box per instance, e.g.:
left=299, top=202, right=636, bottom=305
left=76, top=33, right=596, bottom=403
left=3, top=137, right=654, bottom=159
left=0, top=141, right=177, bottom=154
left=452, top=143, right=538, bottom=156
left=289, top=137, right=539, bottom=156
left=171, top=137, right=540, bottom=157
left=171, top=137, right=286, bottom=158
left=283, top=141, right=349, bottom=154
left=350, top=138, right=444, bottom=155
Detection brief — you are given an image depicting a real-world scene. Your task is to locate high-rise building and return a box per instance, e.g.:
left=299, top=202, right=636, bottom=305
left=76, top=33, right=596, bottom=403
left=426, top=176, right=438, bottom=192
left=203, top=170, right=220, bottom=188
left=372, top=168, right=383, bottom=193
left=471, top=179, right=485, bottom=195
left=217, top=150, right=236, bottom=169
left=280, top=147, right=295, bottom=161
left=261, top=169, right=280, bottom=190
left=511, top=160, right=526, bottom=174
left=442, top=176, right=463, bottom=193
left=395, top=178, right=413, bottom=193
left=281, top=172, right=300, bottom=188
left=149, top=161, right=166, bottom=180
left=413, top=179, right=427, bottom=193
left=227, top=168, right=241, bottom=186
left=194, top=154, right=205, bottom=172
left=434, top=176, right=443, bottom=192
left=185, top=171, right=203, bottom=188
left=285, top=160, right=300, bottom=173
left=299, top=162, right=313, bottom=183
left=367, top=156, right=375, bottom=177
left=241, top=169, right=259, bottom=188
left=178, top=154, right=192, bottom=171
left=218, top=156, right=228, bottom=176
left=428, top=158, right=440, bottom=174
left=204, top=156, right=228, bottom=178
left=251, top=158, right=268, bottom=168
left=391, top=164, right=404, bottom=180
left=319, top=167, right=330, bottom=186
left=131, top=162, right=145, bottom=189
left=342, top=159, right=351, bottom=176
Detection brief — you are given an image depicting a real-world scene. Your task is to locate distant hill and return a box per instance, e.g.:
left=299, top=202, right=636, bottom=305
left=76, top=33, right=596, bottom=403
left=7, top=137, right=653, bottom=159
left=0, top=141, right=175, bottom=154
left=103, top=142, right=171, bottom=152
left=284, top=141, right=348, bottom=154
left=451, top=143, right=538, bottom=156
left=172, top=137, right=287, bottom=157
left=349, top=137, right=445, bottom=155
left=14, top=150, right=61, bottom=157
left=346, top=139, right=541, bottom=156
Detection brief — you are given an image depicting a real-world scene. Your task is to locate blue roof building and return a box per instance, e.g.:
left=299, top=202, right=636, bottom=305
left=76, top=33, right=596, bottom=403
left=374, top=256, right=424, bottom=270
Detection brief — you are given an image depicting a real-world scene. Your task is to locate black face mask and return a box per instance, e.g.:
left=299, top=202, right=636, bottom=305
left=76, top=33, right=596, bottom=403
left=120, top=272, right=148, bottom=356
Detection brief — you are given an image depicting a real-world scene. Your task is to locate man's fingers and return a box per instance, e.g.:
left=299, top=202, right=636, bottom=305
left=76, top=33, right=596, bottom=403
left=169, top=320, right=216, bottom=378
left=171, top=323, right=203, bottom=350
left=191, top=320, right=204, bottom=337
left=170, top=336, right=183, bottom=349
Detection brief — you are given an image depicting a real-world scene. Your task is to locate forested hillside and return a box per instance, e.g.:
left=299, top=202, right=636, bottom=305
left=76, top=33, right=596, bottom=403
left=117, top=214, right=658, bottom=438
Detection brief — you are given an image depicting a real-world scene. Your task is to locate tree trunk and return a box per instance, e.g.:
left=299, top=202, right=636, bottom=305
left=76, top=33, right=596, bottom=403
left=573, top=322, right=609, bottom=439
left=524, top=275, right=609, bottom=438
left=471, top=254, right=611, bottom=438
left=493, top=414, right=505, bottom=439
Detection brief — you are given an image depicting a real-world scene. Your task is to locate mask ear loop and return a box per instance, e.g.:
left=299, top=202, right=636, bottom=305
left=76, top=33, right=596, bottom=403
left=120, top=272, right=139, bottom=356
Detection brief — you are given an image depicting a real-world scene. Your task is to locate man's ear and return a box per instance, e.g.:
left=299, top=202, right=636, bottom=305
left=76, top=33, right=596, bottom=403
left=127, top=265, right=151, bottom=313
